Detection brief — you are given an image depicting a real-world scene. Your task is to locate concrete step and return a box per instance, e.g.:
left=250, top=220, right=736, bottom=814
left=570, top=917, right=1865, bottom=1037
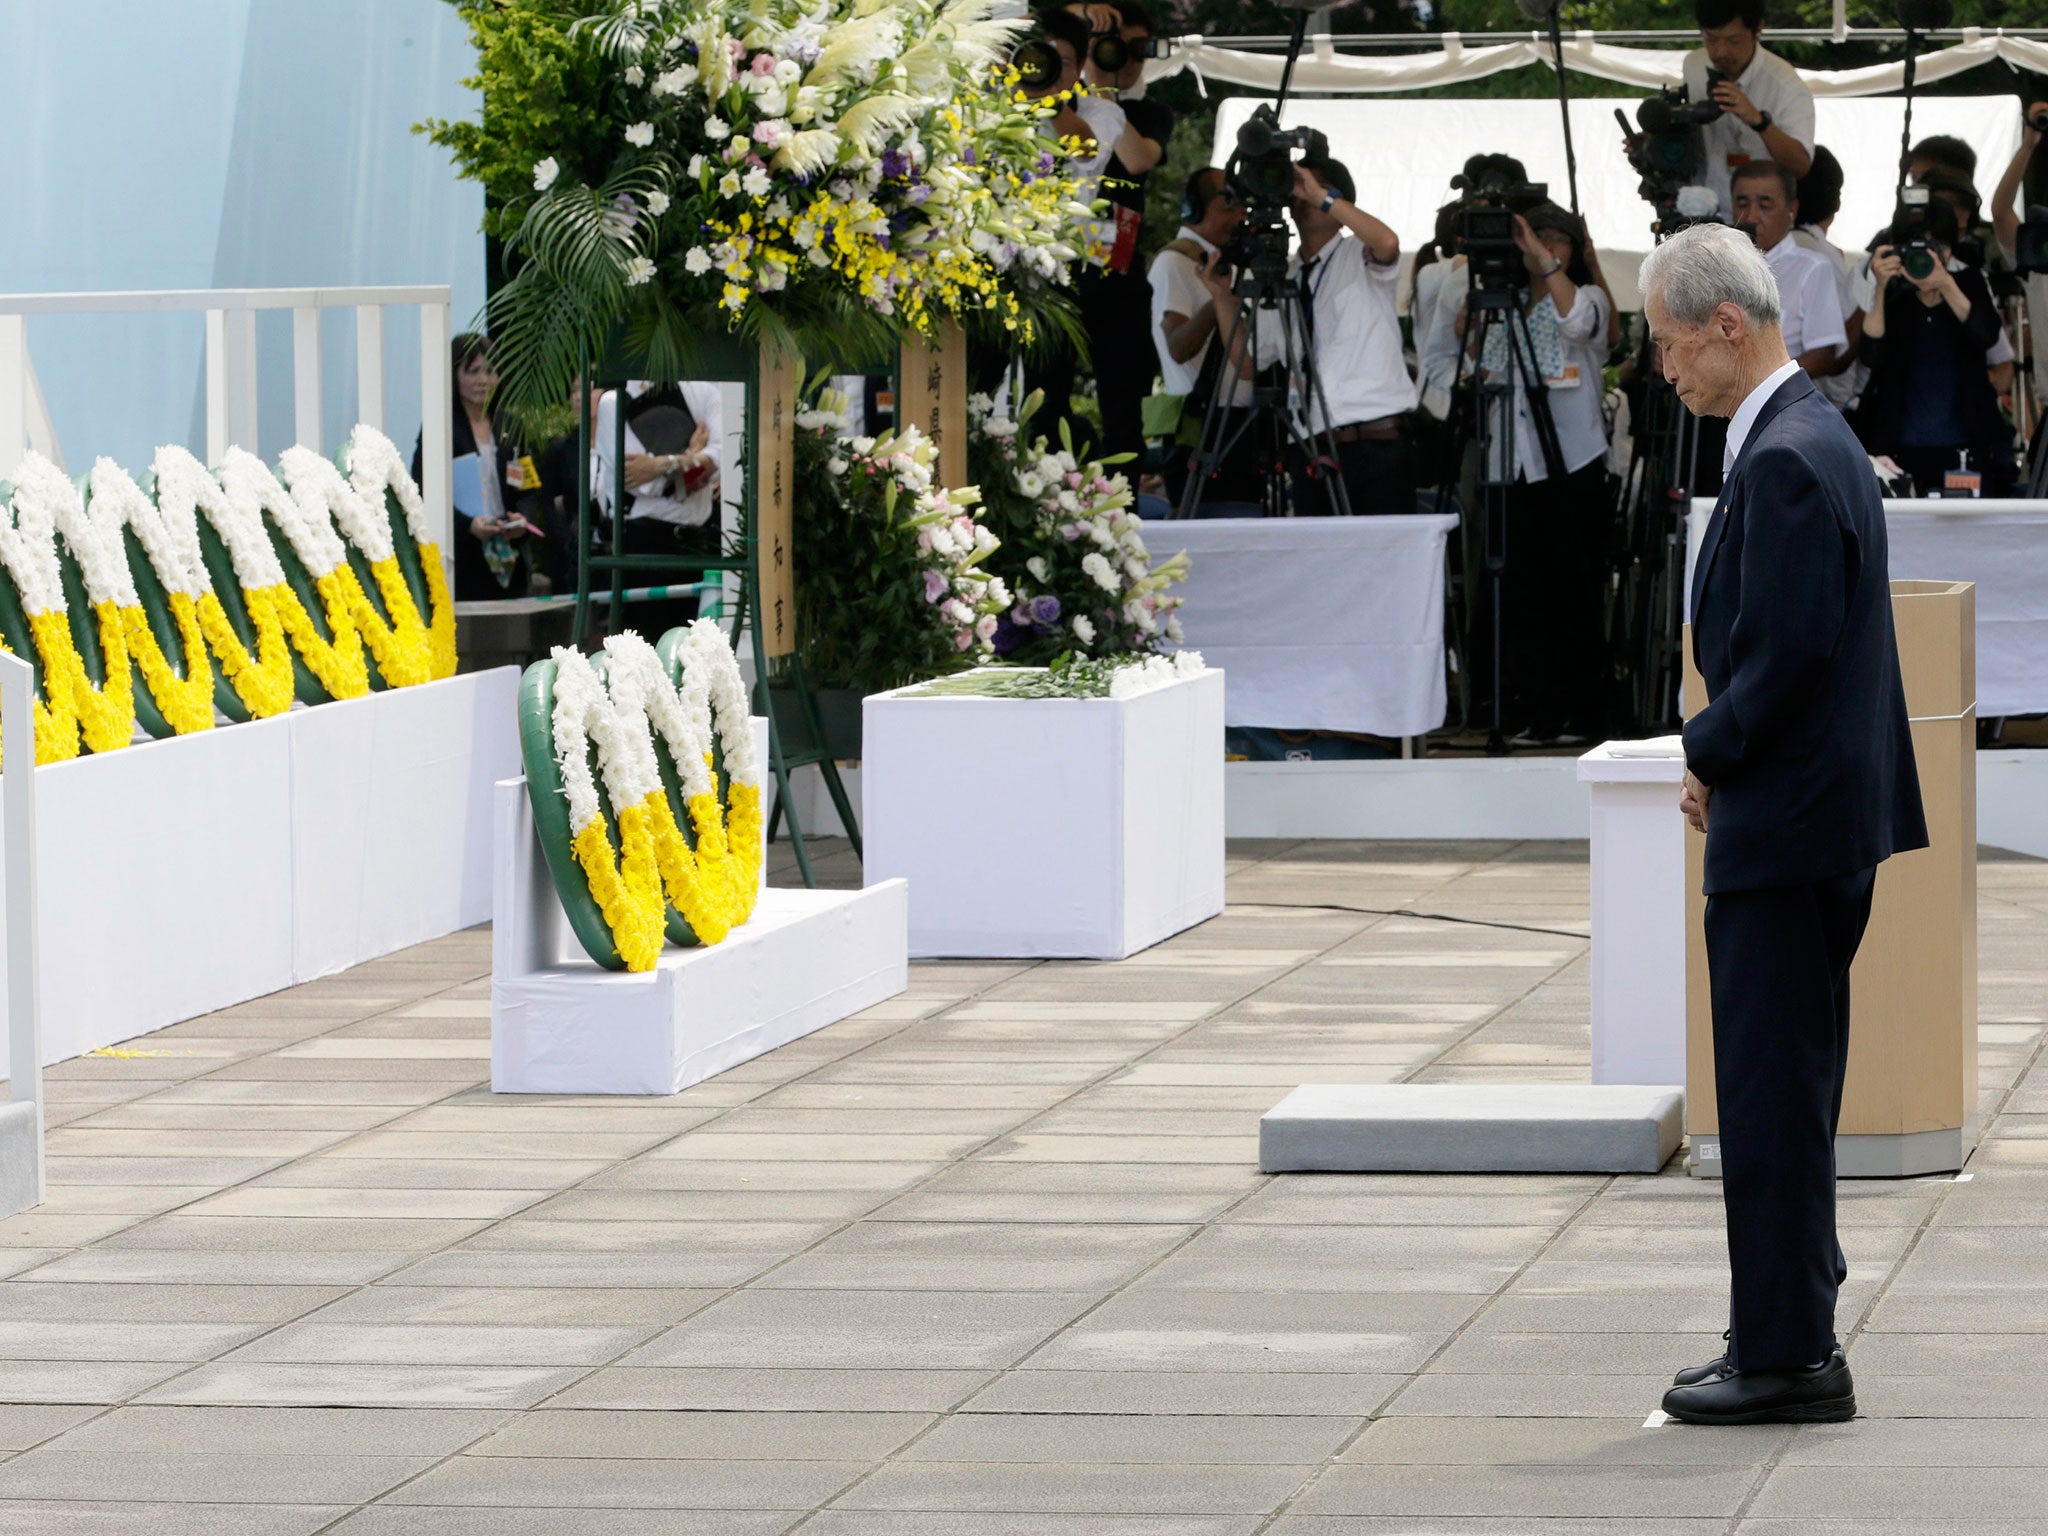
left=1260, top=1083, right=1685, bottom=1175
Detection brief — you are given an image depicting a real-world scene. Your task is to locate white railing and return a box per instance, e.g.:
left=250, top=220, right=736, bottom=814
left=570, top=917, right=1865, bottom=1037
left=0, top=285, right=454, bottom=579
left=0, top=650, right=41, bottom=1212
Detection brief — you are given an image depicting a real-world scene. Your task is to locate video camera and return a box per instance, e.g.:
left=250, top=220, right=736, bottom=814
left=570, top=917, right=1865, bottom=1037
left=1617, top=81, right=1726, bottom=238
left=1451, top=159, right=1550, bottom=293
left=1222, top=105, right=1332, bottom=288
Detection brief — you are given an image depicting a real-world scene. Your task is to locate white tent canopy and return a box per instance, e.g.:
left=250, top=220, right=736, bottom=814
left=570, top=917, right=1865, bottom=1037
left=1155, top=29, right=2048, bottom=97
left=1210, top=94, right=2023, bottom=311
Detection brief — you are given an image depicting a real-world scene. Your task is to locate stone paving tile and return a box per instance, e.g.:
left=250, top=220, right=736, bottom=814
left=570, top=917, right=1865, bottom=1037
left=0, top=1505, right=349, bottom=1535
left=0, top=837, right=2039, bottom=1534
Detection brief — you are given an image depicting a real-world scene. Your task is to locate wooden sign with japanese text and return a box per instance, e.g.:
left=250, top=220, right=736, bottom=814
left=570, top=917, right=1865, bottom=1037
left=898, top=323, right=968, bottom=492
left=755, top=337, right=800, bottom=659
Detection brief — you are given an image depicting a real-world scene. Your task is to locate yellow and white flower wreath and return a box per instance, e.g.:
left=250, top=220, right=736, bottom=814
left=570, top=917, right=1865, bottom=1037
left=545, top=622, right=763, bottom=972
left=8, top=455, right=136, bottom=756
left=340, top=425, right=458, bottom=681
left=82, top=458, right=219, bottom=736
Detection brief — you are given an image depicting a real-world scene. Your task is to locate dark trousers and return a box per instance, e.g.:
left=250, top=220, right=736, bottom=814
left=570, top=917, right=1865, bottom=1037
left=1706, top=865, right=1878, bottom=1372
left=1291, top=426, right=1418, bottom=517
left=1500, top=459, right=1610, bottom=736
left=1077, top=265, right=1155, bottom=467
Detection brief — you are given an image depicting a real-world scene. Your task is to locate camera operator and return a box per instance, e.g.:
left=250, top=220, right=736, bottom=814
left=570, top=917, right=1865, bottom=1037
left=1277, top=158, right=1419, bottom=516
left=1730, top=162, right=1846, bottom=379
left=1150, top=168, right=1260, bottom=506
left=1461, top=207, right=1612, bottom=744
left=1684, top=0, right=1814, bottom=222
left=1991, top=104, right=2048, bottom=405
left=1015, top=7, right=1126, bottom=454
left=1859, top=196, right=2016, bottom=497
left=1062, top=0, right=1174, bottom=465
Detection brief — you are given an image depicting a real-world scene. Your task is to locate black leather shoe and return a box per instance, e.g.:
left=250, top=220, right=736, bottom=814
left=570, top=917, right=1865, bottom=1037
left=1673, top=1331, right=1732, bottom=1387
left=1662, top=1349, right=1855, bottom=1425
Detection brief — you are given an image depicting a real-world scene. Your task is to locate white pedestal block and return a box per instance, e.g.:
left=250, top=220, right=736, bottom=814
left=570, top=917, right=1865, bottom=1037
left=490, top=778, right=908, bottom=1095
left=862, top=670, right=1226, bottom=959
left=0, top=668, right=520, bottom=1075
left=1577, top=738, right=1688, bottom=1087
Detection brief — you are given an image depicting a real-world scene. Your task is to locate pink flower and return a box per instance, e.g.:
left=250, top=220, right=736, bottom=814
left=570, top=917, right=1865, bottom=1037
left=954, top=630, right=974, bottom=650
left=1065, top=471, right=1083, bottom=489
left=1061, top=523, right=1082, bottom=540
left=923, top=568, right=947, bottom=602
left=728, top=38, right=746, bottom=62
left=752, top=52, right=778, bottom=75
left=975, top=614, right=999, bottom=642
left=917, top=526, right=934, bottom=552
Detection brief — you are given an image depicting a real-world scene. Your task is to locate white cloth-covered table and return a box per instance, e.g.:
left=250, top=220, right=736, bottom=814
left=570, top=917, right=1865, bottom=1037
left=1687, top=498, right=2048, bottom=719
left=1163, top=514, right=1457, bottom=737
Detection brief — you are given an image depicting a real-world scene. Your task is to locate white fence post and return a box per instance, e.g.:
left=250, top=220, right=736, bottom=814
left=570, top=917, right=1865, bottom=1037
left=225, top=303, right=258, bottom=453
left=420, top=300, right=453, bottom=579
left=356, top=304, right=386, bottom=434
left=0, top=316, right=24, bottom=481
left=293, top=305, right=324, bottom=455
left=0, top=651, right=44, bottom=1213
left=204, top=308, right=229, bottom=465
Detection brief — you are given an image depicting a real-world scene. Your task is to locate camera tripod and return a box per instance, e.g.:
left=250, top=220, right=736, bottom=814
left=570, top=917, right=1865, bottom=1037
left=1437, top=285, right=1566, bottom=752
left=1172, top=256, right=1353, bottom=519
left=1610, top=354, right=1706, bottom=734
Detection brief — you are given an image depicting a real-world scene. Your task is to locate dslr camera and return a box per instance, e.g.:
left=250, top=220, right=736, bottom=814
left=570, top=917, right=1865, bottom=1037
left=1891, top=186, right=1939, bottom=281
left=1089, top=31, right=1170, bottom=72
left=1451, top=158, right=1550, bottom=293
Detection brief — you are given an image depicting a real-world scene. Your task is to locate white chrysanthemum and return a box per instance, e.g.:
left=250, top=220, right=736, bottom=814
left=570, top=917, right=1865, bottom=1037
left=742, top=166, right=771, bottom=198
left=1172, top=650, right=1206, bottom=677
left=1071, top=614, right=1096, bottom=645
left=1080, top=551, right=1119, bottom=594
left=152, top=444, right=286, bottom=592
left=86, top=457, right=203, bottom=598
left=624, top=64, right=645, bottom=87
left=625, top=255, right=658, bottom=286
left=0, top=454, right=71, bottom=615
left=705, top=117, right=732, bottom=142
left=217, top=447, right=347, bottom=579
left=655, top=64, right=698, bottom=96
left=1025, top=556, right=1049, bottom=583
left=684, top=247, right=714, bottom=276
left=341, top=424, right=434, bottom=549
left=279, top=445, right=394, bottom=565
left=13, top=454, right=138, bottom=609
left=646, top=190, right=671, bottom=216
left=625, top=121, right=655, bottom=148
left=549, top=647, right=660, bottom=835
left=533, top=157, right=559, bottom=192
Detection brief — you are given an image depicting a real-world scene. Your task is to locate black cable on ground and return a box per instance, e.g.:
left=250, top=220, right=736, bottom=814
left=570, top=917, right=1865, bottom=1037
left=1229, top=900, right=1589, bottom=942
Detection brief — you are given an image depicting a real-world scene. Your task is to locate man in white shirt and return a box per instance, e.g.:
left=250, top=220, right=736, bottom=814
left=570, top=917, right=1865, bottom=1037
left=1684, top=0, right=1815, bottom=223
left=1279, top=157, right=1419, bottom=515
left=1148, top=168, right=1260, bottom=509
left=1730, top=162, right=1846, bottom=381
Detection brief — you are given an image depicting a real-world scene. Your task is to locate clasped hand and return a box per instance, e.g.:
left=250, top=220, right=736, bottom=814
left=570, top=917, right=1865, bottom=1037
left=1680, top=768, right=1712, bottom=835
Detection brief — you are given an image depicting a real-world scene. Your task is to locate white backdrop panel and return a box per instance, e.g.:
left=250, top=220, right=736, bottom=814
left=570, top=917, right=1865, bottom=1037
left=290, top=667, right=521, bottom=982
left=1164, top=514, right=1456, bottom=737
left=1214, top=96, right=2022, bottom=310
left=0, top=716, right=297, bottom=1068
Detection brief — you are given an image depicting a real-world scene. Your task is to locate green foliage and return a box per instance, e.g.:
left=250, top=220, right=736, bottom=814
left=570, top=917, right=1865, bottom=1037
left=899, top=652, right=1140, bottom=698
left=418, top=0, right=631, bottom=244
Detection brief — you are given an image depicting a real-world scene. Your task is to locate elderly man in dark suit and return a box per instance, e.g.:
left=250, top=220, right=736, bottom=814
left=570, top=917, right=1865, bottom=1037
left=1641, top=222, right=1927, bottom=1426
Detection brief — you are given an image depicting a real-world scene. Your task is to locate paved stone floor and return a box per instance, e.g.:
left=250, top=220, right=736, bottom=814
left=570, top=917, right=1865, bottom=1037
left=0, top=838, right=2044, bottom=1534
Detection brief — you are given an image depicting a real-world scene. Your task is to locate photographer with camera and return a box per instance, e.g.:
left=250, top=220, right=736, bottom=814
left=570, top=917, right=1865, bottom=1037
left=1460, top=206, right=1612, bottom=744
left=1062, top=0, right=1174, bottom=465
left=1012, top=7, right=1126, bottom=453
left=1991, top=103, right=2048, bottom=407
left=1150, top=168, right=1261, bottom=507
left=1685, top=0, right=1814, bottom=222
left=1859, top=192, right=2016, bottom=497
left=1730, top=162, right=1847, bottom=380
left=1278, top=158, right=1418, bottom=516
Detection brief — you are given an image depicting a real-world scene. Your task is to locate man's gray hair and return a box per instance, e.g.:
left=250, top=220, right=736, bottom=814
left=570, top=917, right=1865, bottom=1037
left=1639, top=222, right=1781, bottom=329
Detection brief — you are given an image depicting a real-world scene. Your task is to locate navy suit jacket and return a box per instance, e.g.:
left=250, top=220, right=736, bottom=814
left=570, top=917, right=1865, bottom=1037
left=1685, top=369, right=1927, bottom=895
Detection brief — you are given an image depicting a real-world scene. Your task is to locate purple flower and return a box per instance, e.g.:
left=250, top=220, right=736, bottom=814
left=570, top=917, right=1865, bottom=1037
left=1029, top=594, right=1061, bottom=626
left=991, top=614, right=1024, bottom=656
left=962, top=147, right=978, bottom=165
left=880, top=149, right=912, bottom=180
left=906, top=183, right=932, bottom=206
left=923, top=569, right=948, bottom=603
left=1037, top=152, right=1055, bottom=173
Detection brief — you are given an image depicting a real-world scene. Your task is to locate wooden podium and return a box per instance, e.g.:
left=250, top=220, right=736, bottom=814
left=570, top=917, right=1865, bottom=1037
left=1684, top=580, right=1977, bottom=1177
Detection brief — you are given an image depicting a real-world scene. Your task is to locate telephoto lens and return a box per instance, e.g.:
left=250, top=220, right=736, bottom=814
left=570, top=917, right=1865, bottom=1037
left=1010, top=38, right=1063, bottom=93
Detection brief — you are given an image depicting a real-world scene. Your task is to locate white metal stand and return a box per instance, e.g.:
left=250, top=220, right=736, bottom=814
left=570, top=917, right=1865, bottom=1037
left=0, top=652, right=44, bottom=1215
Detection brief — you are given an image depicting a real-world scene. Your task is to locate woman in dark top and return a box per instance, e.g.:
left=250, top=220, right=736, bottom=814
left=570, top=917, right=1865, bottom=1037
left=411, top=333, right=545, bottom=600
left=1857, top=201, right=2016, bottom=496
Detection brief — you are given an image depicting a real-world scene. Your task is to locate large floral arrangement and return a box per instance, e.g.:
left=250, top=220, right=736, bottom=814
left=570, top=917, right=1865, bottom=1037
left=791, top=386, right=1007, bottom=694
left=967, top=391, right=1188, bottom=663
left=428, top=0, right=1100, bottom=419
